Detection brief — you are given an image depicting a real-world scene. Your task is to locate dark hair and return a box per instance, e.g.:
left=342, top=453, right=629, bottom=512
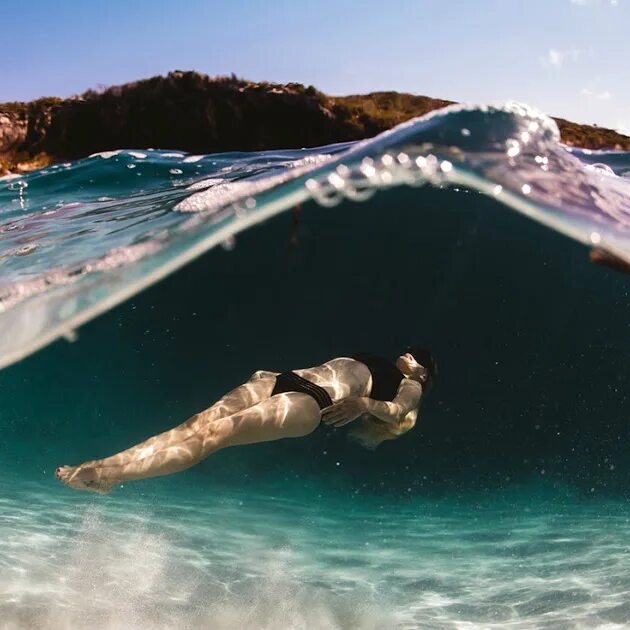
left=407, top=346, right=438, bottom=390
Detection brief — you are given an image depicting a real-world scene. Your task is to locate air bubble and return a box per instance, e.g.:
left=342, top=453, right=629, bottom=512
left=221, top=236, right=236, bottom=251
left=328, top=172, right=345, bottom=189
left=7, top=179, right=28, bottom=191
left=506, top=139, right=521, bottom=158
left=381, top=154, right=394, bottom=167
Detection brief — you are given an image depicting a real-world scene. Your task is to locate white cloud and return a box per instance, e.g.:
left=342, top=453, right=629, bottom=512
left=540, top=48, right=582, bottom=68
left=581, top=87, right=612, bottom=100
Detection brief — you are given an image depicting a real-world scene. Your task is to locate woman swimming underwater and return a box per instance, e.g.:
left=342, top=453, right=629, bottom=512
left=56, top=347, right=437, bottom=493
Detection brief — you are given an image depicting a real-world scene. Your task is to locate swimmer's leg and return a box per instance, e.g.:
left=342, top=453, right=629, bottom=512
left=56, top=392, right=320, bottom=493
left=56, top=376, right=275, bottom=493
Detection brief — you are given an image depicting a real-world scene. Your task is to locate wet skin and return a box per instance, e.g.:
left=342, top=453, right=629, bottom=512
left=56, top=354, right=426, bottom=494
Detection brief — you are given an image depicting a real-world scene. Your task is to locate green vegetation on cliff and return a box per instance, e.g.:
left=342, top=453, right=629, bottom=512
left=1, top=71, right=628, bottom=174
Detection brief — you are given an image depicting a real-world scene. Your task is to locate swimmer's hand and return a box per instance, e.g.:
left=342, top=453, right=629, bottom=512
left=321, top=397, right=368, bottom=427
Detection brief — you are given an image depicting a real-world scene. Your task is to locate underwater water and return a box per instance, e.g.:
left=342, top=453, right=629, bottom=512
left=1, top=102, right=630, bottom=628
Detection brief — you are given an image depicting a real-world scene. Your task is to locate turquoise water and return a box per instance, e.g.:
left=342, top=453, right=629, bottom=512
left=4, top=475, right=630, bottom=629
left=1, top=102, right=630, bottom=627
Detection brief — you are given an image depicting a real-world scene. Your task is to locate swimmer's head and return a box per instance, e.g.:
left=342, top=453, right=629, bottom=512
left=397, top=347, right=437, bottom=390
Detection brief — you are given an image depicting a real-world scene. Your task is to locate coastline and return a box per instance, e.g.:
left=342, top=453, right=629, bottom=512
left=1, top=70, right=629, bottom=176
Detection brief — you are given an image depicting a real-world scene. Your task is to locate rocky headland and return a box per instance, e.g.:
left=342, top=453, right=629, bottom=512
left=1, top=71, right=629, bottom=175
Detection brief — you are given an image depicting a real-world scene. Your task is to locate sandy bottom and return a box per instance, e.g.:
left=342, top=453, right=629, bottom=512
left=1, top=474, right=629, bottom=629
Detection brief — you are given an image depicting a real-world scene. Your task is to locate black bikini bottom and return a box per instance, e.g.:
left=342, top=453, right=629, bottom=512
left=271, top=371, right=332, bottom=410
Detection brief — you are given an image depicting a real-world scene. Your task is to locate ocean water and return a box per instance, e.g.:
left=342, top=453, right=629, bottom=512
left=1, top=101, right=630, bottom=628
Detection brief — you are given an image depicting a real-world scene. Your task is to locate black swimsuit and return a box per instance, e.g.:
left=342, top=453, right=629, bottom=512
left=350, top=353, right=404, bottom=401
left=271, top=371, right=333, bottom=409
left=270, top=353, right=403, bottom=410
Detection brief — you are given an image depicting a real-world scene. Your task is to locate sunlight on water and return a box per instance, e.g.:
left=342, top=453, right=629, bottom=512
left=1, top=101, right=630, bottom=629
left=1, top=476, right=630, bottom=629
left=1, top=102, right=630, bottom=369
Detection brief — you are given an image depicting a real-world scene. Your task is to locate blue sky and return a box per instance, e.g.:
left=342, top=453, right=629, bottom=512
left=3, top=0, right=628, bottom=132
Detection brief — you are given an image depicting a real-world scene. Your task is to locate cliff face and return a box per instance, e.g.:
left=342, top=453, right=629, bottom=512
left=0, top=112, right=27, bottom=153
left=1, top=71, right=629, bottom=175
left=0, top=73, right=365, bottom=174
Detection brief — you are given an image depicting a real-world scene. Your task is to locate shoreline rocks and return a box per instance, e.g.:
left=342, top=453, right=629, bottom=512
left=1, top=71, right=628, bottom=175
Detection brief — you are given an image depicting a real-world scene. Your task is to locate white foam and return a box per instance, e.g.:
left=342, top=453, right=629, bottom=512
left=287, top=154, right=333, bottom=168
left=185, top=177, right=225, bottom=191
left=89, top=151, right=120, bottom=159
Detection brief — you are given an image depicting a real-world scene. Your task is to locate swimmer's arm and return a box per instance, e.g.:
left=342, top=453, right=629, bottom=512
left=322, top=379, right=422, bottom=427
left=248, top=370, right=279, bottom=381
left=360, top=379, right=423, bottom=425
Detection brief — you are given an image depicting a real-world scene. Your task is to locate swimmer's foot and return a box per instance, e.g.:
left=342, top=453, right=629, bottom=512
left=55, top=464, right=116, bottom=495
